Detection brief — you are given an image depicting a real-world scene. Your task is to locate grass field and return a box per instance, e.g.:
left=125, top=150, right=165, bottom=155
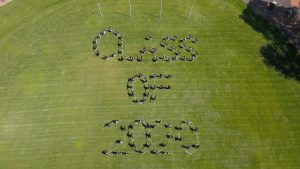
left=0, top=0, right=300, bottom=168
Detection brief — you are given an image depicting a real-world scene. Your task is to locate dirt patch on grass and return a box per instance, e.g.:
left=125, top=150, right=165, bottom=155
left=0, top=0, right=13, bottom=6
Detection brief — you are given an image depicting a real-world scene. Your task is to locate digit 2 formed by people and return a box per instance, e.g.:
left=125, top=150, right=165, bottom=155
left=102, top=120, right=200, bottom=156
left=92, top=26, right=200, bottom=62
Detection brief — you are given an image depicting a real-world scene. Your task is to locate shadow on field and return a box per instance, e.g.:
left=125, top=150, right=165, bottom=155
left=116, top=11, right=131, bottom=18
left=177, top=15, right=188, bottom=19
left=144, top=12, right=160, bottom=18
left=239, top=1, right=300, bottom=82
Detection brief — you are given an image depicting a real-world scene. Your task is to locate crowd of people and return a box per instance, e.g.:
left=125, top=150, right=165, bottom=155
left=92, top=26, right=124, bottom=60
left=92, top=27, right=201, bottom=62
left=176, top=121, right=200, bottom=152
left=126, top=73, right=172, bottom=104
left=102, top=119, right=200, bottom=156
left=152, top=34, right=200, bottom=62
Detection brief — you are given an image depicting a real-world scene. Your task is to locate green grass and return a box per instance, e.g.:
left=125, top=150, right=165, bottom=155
left=0, top=0, right=300, bottom=168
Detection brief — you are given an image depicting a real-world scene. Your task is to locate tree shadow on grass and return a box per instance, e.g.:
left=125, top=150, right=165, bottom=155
left=239, top=1, right=300, bottom=81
